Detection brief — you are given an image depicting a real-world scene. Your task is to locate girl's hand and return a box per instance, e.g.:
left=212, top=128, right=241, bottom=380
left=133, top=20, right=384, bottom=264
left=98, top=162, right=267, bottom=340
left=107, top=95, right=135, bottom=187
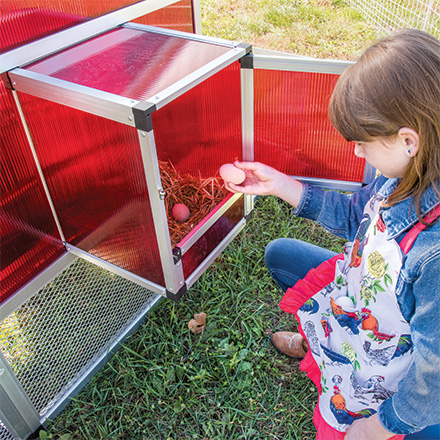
left=224, top=161, right=304, bottom=208
left=224, top=161, right=281, bottom=196
left=344, top=414, right=398, bottom=440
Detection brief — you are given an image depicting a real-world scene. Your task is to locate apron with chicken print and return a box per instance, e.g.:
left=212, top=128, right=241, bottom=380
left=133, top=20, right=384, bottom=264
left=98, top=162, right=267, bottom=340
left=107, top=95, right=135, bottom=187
left=295, top=192, right=414, bottom=433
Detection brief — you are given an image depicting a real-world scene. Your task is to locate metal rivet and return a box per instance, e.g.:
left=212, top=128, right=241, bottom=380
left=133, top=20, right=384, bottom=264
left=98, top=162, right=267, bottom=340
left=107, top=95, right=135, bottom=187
left=158, top=188, right=166, bottom=200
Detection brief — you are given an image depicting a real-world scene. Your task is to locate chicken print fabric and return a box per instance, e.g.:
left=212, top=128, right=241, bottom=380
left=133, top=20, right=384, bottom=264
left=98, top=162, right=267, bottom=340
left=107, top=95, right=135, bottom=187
left=297, top=192, right=414, bottom=432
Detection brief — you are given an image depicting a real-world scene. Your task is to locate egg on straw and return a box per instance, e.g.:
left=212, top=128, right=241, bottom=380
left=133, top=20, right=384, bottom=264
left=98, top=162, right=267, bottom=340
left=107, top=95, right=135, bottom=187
left=172, top=203, right=190, bottom=222
left=219, top=163, right=245, bottom=185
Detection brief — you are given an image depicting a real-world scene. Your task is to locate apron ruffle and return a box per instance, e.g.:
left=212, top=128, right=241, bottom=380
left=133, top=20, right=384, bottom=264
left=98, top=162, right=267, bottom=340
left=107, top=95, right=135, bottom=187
left=279, top=254, right=343, bottom=315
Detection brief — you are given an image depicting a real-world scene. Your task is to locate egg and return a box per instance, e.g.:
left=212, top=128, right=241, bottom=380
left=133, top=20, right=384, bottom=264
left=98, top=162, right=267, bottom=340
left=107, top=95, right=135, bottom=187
left=219, top=163, right=245, bottom=185
left=335, top=296, right=354, bottom=310
left=172, top=203, right=190, bottom=222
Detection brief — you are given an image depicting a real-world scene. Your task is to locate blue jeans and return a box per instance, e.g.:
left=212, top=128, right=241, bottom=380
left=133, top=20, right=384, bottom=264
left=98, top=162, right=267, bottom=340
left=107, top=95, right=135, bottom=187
left=264, top=238, right=336, bottom=293
left=264, top=237, right=440, bottom=440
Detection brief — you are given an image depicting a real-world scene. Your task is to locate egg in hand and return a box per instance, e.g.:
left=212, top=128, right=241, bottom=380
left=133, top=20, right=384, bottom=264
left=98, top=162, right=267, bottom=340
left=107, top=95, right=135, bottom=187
left=219, top=163, right=245, bottom=185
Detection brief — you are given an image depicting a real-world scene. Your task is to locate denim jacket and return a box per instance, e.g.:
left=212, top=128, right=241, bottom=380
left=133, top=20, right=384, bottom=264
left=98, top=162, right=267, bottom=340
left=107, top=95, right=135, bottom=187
left=293, top=175, right=440, bottom=435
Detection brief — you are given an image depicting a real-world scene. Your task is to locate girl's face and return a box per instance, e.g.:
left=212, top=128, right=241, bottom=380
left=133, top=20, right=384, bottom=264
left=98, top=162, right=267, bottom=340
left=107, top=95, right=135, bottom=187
left=353, top=134, right=414, bottom=178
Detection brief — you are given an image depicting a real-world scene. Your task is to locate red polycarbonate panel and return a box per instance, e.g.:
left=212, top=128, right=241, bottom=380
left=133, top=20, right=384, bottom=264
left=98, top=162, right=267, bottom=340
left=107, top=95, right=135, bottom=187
left=0, top=83, right=64, bottom=304
left=17, top=92, right=165, bottom=287
left=254, top=69, right=365, bottom=182
left=152, top=62, right=242, bottom=178
left=180, top=195, right=244, bottom=279
left=27, top=27, right=231, bottom=102
left=1, top=0, right=194, bottom=54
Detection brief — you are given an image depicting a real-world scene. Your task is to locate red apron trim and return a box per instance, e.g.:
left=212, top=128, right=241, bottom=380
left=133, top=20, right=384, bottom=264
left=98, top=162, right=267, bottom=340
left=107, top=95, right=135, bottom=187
left=399, top=204, right=440, bottom=254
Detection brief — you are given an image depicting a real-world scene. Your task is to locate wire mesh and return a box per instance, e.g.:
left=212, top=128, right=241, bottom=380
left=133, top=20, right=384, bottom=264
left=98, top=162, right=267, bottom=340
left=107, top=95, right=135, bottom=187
left=0, top=257, right=159, bottom=417
left=346, top=0, right=440, bottom=38
left=0, top=423, right=14, bottom=440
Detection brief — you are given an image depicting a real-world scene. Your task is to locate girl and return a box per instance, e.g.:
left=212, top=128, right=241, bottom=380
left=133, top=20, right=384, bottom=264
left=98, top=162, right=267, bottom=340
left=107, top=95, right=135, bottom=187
left=224, top=29, right=440, bottom=439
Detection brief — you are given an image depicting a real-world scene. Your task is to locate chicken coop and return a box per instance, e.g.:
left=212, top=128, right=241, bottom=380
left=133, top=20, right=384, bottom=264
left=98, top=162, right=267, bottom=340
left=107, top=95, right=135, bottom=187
left=0, top=1, right=374, bottom=438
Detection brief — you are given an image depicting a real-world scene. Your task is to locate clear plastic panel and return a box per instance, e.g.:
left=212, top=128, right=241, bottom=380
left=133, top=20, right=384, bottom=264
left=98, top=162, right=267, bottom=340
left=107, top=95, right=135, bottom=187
left=254, top=69, right=365, bottom=182
left=1, top=0, right=194, bottom=54
left=17, top=92, right=165, bottom=287
left=0, top=84, right=64, bottom=304
left=27, top=27, right=232, bottom=101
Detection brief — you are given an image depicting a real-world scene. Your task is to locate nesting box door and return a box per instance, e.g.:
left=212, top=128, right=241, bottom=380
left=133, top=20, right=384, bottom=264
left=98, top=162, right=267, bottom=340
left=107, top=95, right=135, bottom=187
left=247, top=51, right=375, bottom=191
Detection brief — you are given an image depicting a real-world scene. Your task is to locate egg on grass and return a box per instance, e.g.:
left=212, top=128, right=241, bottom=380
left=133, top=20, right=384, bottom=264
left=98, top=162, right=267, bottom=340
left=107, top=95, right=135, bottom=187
left=219, top=163, right=245, bottom=185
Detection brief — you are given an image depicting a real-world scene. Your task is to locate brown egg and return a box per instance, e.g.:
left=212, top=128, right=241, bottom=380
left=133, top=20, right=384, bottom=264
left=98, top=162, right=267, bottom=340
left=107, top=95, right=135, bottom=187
left=172, top=203, right=190, bottom=222
left=219, top=163, right=245, bottom=184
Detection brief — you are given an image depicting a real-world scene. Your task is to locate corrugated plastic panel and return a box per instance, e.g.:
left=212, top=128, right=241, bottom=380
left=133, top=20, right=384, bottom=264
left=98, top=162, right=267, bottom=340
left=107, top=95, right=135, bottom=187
left=152, top=62, right=243, bottom=178
left=0, top=83, right=64, bottom=304
left=26, top=27, right=232, bottom=102
left=254, top=69, right=365, bottom=182
left=0, top=0, right=194, bottom=54
left=181, top=195, right=244, bottom=279
left=16, top=92, right=165, bottom=287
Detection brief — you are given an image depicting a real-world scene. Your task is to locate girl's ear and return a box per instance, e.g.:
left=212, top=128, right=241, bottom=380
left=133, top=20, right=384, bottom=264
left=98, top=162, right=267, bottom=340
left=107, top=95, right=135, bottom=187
left=398, top=127, right=419, bottom=157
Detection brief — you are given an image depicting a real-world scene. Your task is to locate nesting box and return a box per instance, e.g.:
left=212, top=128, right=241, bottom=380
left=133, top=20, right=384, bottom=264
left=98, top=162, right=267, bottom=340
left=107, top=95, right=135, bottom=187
left=6, top=23, right=253, bottom=300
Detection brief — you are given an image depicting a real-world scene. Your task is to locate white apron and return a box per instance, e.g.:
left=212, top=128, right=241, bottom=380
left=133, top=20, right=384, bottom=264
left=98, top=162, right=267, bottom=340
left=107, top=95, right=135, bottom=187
left=297, top=193, right=414, bottom=432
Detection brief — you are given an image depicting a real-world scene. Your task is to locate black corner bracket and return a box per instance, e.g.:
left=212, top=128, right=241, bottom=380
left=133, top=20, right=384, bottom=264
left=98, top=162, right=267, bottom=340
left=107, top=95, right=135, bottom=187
left=166, top=283, right=188, bottom=302
left=240, top=54, right=254, bottom=69
left=132, top=101, right=157, bottom=132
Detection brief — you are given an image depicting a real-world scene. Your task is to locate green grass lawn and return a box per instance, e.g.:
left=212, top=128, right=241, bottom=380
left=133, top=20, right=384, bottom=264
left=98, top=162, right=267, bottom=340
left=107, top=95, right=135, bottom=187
left=44, top=1, right=377, bottom=439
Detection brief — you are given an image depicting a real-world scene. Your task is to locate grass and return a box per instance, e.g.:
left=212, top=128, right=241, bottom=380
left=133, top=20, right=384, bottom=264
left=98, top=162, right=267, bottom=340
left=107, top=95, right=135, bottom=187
left=43, top=1, right=377, bottom=439
left=201, top=0, right=377, bottom=60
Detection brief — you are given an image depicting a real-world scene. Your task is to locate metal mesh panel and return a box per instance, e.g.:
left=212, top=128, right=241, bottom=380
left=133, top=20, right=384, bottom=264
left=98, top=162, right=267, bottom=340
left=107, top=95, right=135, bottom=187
left=0, top=257, right=159, bottom=416
left=346, top=0, right=440, bottom=38
left=0, top=423, right=14, bottom=440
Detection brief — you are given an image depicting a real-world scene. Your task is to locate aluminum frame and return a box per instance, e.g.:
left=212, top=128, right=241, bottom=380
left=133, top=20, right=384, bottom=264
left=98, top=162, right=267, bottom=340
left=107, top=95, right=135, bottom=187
left=12, top=90, right=66, bottom=242
left=0, top=0, right=182, bottom=73
left=0, top=353, right=41, bottom=440
left=252, top=53, right=353, bottom=74
left=137, top=130, right=185, bottom=296
left=9, top=25, right=250, bottom=127
left=9, top=69, right=140, bottom=127
left=65, top=245, right=167, bottom=296
left=240, top=64, right=255, bottom=215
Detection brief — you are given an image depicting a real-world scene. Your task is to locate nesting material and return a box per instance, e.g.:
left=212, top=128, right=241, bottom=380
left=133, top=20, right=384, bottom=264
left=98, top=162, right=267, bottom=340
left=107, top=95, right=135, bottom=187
left=159, top=161, right=228, bottom=246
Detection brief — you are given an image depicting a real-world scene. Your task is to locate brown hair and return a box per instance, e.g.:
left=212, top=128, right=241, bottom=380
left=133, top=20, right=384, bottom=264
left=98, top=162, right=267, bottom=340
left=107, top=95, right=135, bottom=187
left=329, top=29, right=440, bottom=223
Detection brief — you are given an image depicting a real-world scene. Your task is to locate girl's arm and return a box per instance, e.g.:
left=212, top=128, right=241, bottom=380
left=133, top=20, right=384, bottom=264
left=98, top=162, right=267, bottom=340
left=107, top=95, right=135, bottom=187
left=227, top=161, right=386, bottom=241
left=224, top=161, right=304, bottom=208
